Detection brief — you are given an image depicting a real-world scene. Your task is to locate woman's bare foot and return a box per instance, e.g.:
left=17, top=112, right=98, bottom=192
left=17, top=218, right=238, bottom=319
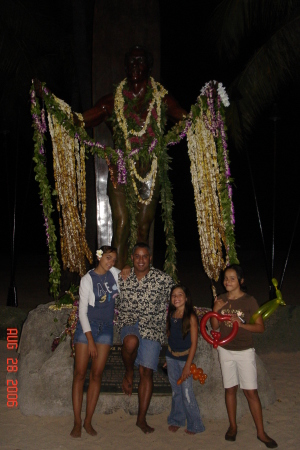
left=168, top=425, right=180, bottom=432
left=136, top=419, right=154, bottom=434
left=70, top=422, right=82, bottom=438
left=122, top=372, right=133, bottom=396
left=185, top=429, right=196, bottom=435
left=83, top=421, right=97, bottom=436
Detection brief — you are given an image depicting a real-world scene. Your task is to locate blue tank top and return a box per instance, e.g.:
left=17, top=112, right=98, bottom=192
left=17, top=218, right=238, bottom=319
left=166, top=317, right=191, bottom=361
left=87, top=270, right=118, bottom=323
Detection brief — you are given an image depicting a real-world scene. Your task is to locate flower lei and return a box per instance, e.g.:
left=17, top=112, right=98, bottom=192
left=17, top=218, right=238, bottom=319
left=187, top=81, right=238, bottom=282
left=129, top=155, right=158, bottom=205
left=47, top=95, right=93, bottom=276
left=48, top=283, right=79, bottom=355
left=31, top=87, right=61, bottom=299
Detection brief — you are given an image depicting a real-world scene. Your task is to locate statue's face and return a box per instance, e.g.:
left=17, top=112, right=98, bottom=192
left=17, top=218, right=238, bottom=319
left=125, top=48, right=149, bottom=83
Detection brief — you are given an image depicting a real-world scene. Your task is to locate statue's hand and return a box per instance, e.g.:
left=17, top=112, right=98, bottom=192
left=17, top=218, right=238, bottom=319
left=72, top=112, right=82, bottom=127
left=33, top=78, right=44, bottom=99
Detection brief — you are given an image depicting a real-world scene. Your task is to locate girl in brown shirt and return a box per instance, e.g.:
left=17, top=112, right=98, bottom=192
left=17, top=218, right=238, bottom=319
left=211, top=264, right=277, bottom=449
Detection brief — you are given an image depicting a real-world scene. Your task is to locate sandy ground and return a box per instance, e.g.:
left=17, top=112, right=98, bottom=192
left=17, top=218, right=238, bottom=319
left=0, top=340, right=299, bottom=450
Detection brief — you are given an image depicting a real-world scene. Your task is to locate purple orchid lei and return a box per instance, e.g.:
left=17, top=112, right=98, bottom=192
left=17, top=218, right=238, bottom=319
left=41, top=207, right=55, bottom=274
left=200, top=81, right=235, bottom=226
left=32, top=110, right=47, bottom=134
left=148, top=138, right=158, bottom=154
left=116, top=149, right=127, bottom=184
left=216, top=96, right=235, bottom=225
left=167, top=119, right=192, bottom=147
left=31, top=86, right=60, bottom=293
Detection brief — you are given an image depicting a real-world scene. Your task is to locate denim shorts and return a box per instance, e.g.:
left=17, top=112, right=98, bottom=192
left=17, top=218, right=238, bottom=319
left=74, top=320, right=113, bottom=346
left=120, top=322, right=161, bottom=372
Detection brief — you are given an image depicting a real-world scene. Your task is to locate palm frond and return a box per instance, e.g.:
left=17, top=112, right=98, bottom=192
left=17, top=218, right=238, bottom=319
left=208, top=0, right=295, bottom=61
left=226, top=11, right=300, bottom=149
left=0, top=0, right=72, bottom=124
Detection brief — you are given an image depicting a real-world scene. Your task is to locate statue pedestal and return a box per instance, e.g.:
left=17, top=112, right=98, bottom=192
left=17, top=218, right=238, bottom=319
left=15, top=303, right=276, bottom=418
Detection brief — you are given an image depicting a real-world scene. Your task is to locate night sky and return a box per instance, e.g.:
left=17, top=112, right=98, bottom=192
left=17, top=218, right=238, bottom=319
left=1, top=0, right=300, bottom=272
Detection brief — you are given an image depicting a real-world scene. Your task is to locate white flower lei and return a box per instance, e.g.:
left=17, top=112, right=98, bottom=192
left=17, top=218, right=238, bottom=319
left=129, top=155, right=158, bottom=205
left=200, top=80, right=230, bottom=107
left=217, top=82, right=230, bottom=107
left=48, top=96, right=92, bottom=276
left=187, top=113, right=226, bottom=281
left=114, top=77, right=168, bottom=154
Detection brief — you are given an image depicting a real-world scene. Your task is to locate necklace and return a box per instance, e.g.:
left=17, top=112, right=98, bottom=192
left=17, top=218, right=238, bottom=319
left=226, top=292, right=244, bottom=309
left=172, top=311, right=183, bottom=323
left=132, top=86, right=144, bottom=98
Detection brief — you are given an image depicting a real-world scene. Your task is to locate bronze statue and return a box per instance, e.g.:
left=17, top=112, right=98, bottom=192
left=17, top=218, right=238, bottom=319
left=81, top=46, right=187, bottom=268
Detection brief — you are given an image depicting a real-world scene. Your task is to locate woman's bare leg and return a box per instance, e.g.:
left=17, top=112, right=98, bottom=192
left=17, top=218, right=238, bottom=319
left=243, top=389, right=277, bottom=446
left=70, top=343, right=90, bottom=438
left=83, top=343, right=111, bottom=435
left=225, top=385, right=238, bottom=437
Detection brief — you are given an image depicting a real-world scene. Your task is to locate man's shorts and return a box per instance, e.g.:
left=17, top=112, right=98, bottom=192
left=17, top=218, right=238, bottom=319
left=218, top=346, right=257, bottom=390
left=120, top=322, right=161, bottom=372
left=74, top=320, right=113, bottom=346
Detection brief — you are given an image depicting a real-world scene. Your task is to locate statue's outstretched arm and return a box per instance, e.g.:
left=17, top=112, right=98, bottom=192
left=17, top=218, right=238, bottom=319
left=165, top=93, right=187, bottom=123
left=32, top=79, right=114, bottom=130
left=82, top=93, right=114, bottom=128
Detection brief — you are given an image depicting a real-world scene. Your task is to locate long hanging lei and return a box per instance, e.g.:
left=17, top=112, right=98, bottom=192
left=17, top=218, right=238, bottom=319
left=187, top=81, right=238, bottom=285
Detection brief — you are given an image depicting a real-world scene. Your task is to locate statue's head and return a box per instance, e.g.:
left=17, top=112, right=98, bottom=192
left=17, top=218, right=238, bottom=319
left=125, top=46, right=153, bottom=82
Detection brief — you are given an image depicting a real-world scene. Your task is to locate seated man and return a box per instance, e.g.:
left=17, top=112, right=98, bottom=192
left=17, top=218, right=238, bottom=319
left=117, top=242, right=174, bottom=433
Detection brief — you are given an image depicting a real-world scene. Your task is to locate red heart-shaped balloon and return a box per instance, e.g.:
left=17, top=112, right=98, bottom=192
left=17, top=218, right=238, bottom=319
left=200, top=312, right=238, bottom=348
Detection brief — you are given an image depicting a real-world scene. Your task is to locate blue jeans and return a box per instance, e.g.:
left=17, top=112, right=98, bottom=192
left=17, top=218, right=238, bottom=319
left=166, top=356, right=205, bottom=433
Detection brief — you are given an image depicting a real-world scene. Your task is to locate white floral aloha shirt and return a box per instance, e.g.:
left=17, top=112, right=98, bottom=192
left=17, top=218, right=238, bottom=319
left=117, top=267, right=174, bottom=344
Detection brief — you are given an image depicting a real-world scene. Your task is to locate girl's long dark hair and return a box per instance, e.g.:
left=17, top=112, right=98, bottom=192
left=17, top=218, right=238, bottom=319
left=223, top=264, right=247, bottom=292
left=167, top=284, right=196, bottom=339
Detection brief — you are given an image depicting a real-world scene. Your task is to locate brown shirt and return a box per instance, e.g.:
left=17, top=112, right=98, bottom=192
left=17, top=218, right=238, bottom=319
left=218, top=293, right=259, bottom=351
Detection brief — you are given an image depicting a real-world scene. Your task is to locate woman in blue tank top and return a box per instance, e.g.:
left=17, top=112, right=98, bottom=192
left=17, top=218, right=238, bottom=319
left=166, top=284, right=205, bottom=435
left=71, top=246, right=120, bottom=438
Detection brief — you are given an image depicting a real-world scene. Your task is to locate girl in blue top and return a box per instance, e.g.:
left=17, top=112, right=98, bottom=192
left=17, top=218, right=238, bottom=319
left=166, top=284, right=205, bottom=435
left=71, top=246, right=120, bottom=438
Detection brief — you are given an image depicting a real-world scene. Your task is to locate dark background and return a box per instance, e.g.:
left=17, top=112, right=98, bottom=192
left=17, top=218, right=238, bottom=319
left=1, top=0, right=299, bottom=306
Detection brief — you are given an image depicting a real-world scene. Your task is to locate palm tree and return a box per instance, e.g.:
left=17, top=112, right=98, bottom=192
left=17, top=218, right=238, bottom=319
left=206, top=0, right=300, bottom=295
left=207, top=0, right=300, bottom=149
